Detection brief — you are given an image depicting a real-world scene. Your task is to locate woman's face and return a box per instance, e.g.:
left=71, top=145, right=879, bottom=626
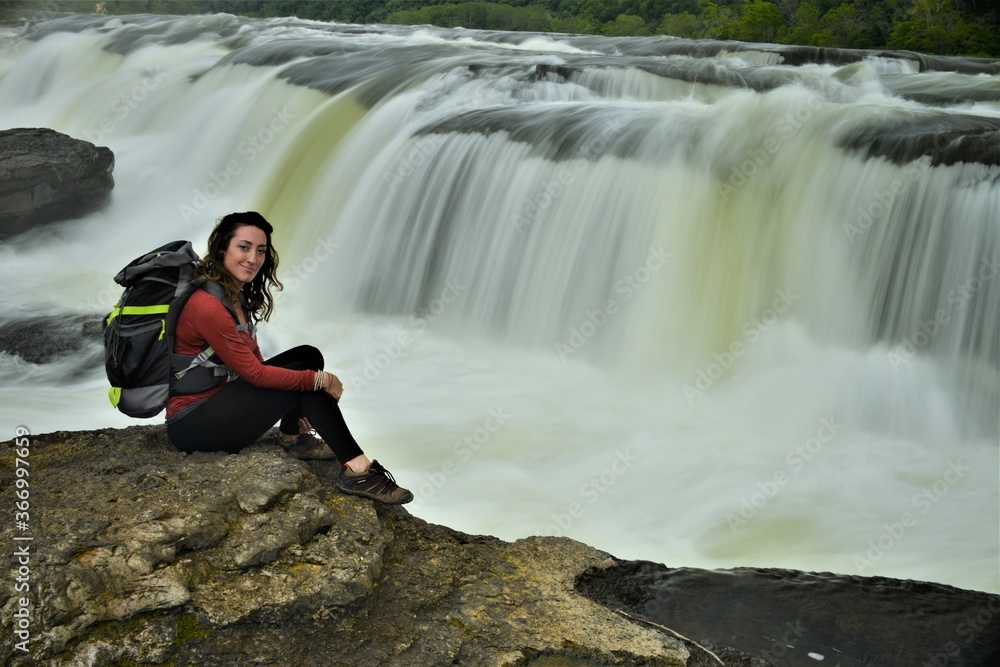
left=222, top=224, right=267, bottom=287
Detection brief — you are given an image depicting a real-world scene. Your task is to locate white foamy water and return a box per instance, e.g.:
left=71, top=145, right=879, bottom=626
left=1, top=14, right=997, bottom=593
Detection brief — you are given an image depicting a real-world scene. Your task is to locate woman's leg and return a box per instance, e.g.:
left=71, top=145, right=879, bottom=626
left=262, top=345, right=324, bottom=436
left=263, top=345, right=323, bottom=370
left=167, top=383, right=411, bottom=503
left=167, top=345, right=363, bottom=460
left=167, top=344, right=411, bottom=503
left=260, top=346, right=375, bottom=469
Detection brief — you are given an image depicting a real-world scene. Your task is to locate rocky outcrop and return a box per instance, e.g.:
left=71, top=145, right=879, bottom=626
left=838, top=113, right=1000, bottom=167
left=2, top=426, right=996, bottom=667
left=580, top=561, right=1000, bottom=667
left=0, top=128, right=114, bottom=239
left=0, top=314, right=103, bottom=369
left=0, top=426, right=697, bottom=667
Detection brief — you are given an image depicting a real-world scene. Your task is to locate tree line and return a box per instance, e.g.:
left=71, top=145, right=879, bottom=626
left=6, top=0, right=997, bottom=56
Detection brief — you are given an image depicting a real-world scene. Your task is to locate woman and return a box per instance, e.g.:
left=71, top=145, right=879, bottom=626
left=166, top=211, right=412, bottom=505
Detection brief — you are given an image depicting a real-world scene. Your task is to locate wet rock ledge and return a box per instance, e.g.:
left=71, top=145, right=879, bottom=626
left=2, top=426, right=997, bottom=667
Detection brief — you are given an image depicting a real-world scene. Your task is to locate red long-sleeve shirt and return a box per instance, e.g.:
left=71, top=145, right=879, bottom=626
left=166, top=288, right=315, bottom=419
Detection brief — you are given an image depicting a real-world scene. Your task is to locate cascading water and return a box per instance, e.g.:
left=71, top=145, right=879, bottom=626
left=0, top=13, right=997, bottom=593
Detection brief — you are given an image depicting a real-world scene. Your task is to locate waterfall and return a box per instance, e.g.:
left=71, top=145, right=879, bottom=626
left=1, top=13, right=997, bottom=593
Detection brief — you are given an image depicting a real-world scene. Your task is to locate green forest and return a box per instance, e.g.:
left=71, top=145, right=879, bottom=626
left=5, top=0, right=998, bottom=56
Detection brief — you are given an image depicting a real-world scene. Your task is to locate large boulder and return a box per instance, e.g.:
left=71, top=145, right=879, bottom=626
left=0, top=127, right=114, bottom=238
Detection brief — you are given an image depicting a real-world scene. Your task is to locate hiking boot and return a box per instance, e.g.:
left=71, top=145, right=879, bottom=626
left=337, top=460, right=413, bottom=504
left=266, top=427, right=336, bottom=461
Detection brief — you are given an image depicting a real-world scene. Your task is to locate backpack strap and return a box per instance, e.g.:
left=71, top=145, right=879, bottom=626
left=173, top=346, right=237, bottom=383
left=200, top=280, right=256, bottom=339
left=170, top=279, right=255, bottom=391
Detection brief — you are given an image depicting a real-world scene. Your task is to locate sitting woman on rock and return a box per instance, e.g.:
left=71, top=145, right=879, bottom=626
left=166, top=211, right=412, bottom=504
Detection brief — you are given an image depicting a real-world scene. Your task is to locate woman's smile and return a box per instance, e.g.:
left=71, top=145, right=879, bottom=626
left=223, top=225, right=268, bottom=287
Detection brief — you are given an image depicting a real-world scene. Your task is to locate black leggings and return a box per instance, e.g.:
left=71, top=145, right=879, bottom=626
left=166, top=345, right=364, bottom=461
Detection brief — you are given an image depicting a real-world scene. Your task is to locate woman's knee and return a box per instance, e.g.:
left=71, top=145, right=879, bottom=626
left=267, top=344, right=324, bottom=370
left=297, top=345, right=324, bottom=370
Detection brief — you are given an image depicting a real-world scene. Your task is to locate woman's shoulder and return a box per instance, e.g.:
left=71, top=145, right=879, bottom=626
left=183, top=285, right=235, bottom=319
left=186, top=286, right=222, bottom=308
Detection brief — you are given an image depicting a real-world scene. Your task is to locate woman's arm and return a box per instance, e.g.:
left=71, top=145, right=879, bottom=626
left=188, top=290, right=315, bottom=391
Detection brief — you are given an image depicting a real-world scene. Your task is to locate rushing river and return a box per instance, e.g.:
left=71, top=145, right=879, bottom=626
left=0, top=12, right=997, bottom=593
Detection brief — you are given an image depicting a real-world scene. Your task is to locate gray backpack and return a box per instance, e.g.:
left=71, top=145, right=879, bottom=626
left=103, top=240, right=246, bottom=418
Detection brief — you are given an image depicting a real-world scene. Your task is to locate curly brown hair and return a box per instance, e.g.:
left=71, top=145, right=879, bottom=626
left=197, top=211, right=283, bottom=322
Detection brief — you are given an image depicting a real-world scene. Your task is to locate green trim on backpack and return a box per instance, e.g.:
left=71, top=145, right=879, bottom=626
left=109, top=386, right=121, bottom=408
left=106, top=303, right=171, bottom=325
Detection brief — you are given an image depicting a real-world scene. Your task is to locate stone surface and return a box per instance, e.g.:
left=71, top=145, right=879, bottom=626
left=0, top=426, right=692, bottom=667
left=0, top=314, right=103, bottom=367
left=0, top=127, right=114, bottom=238
left=3, top=425, right=995, bottom=667
left=578, top=560, right=1000, bottom=667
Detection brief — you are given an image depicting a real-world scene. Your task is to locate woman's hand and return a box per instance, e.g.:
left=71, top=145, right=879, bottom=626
left=321, top=371, right=343, bottom=401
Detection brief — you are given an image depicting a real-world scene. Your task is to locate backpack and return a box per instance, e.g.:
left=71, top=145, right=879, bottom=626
left=103, top=240, right=244, bottom=418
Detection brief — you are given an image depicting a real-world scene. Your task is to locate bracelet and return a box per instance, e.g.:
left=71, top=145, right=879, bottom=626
left=314, top=371, right=323, bottom=391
